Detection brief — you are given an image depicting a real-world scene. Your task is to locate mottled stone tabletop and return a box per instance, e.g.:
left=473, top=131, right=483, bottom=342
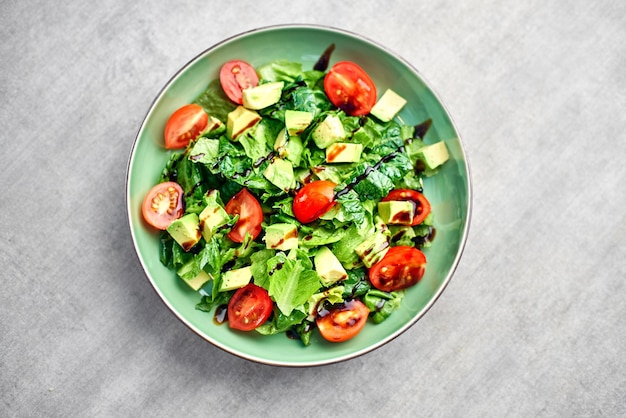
left=2, top=1, right=625, bottom=416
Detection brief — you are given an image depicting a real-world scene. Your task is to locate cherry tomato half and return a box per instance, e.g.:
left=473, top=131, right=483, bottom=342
left=164, top=104, right=208, bottom=149
left=141, top=181, right=184, bottom=230
left=369, top=246, right=427, bottom=292
left=225, top=188, right=263, bottom=243
left=292, top=180, right=337, bottom=224
left=220, top=60, right=259, bottom=105
left=324, top=61, right=377, bottom=116
left=316, top=300, right=370, bottom=343
left=228, top=283, right=273, bottom=331
left=381, top=189, right=431, bottom=226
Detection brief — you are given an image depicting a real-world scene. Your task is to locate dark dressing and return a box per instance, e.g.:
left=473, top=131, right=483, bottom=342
left=414, top=226, right=437, bottom=248
left=313, top=43, right=335, bottom=71
left=334, top=151, right=400, bottom=199
left=214, top=304, right=228, bottom=325
left=413, top=118, right=432, bottom=139
left=253, top=151, right=276, bottom=168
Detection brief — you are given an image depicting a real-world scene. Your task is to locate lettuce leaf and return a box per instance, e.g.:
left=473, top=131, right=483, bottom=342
left=193, top=79, right=237, bottom=122
left=266, top=253, right=321, bottom=316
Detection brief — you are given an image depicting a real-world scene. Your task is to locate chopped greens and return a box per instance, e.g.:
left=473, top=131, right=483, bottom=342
left=149, top=56, right=449, bottom=346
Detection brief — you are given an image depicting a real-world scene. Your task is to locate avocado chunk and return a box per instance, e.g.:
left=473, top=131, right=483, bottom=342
left=219, top=266, right=253, bottom=292
left=389, top=224, right=416, bottom=246
left=204, top=115, right=224, bottom=135
left=354, top=217, right=391, bottom=267
left=370, top=89, right=407, bottom=122
left=263, top=157, right=295, bottom=192
left=264, top=223, right=298, bottom=251
left=176, top=261, right=211, bottom=291
left=274, top=128, right=304, bottom=166
left=198, top=190, right=230, bottom=241
left=227, top=106, right=261, bottom=140
left=242, top=81, right=284, bottom=110
left=314, top=246, right=348, bottom=286
left=378, top=200, right=414, bottom=225
left=325, top=142, right=363, bottom=163
left=413, top=141, right=450, bottom=172
left=285, top=110, right=314, bottom=136
left=311, top=114, right=345, bottom=149
left=166, top=213, right=201, bottom=251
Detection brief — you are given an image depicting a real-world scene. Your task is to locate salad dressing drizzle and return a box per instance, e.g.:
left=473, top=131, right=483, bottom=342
left=214, top=304, right=228, bottom=324
left=413, top=118, right=432, bottom=140
left=313, top=43, right=335, bottom=72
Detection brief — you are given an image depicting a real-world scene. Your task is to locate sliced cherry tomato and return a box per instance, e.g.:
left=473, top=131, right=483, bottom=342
left=381, top=189, right=431, bottom=226
left=292, top=180, right=337, bottom=224
left=324, top=61, right=377, bottom=116
left=316, top=300, right=370, bottom=343
left=141, top=182, right=184, bottom=230
left=164, top=104, right=208, bottom=149
left=224, top=188, right=263, bottom=243
left=220, top=60, right=259, bottom=105
left=369, top=246, right=427, bottom=292
left=228, top=283, right=273, bottom=331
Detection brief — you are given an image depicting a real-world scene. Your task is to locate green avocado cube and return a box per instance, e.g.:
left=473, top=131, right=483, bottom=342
left=242, top=81, right=284, bottom=110
left=325, top=142, right=363, bottom=163
left=274, top=128, right=304, bottom=166
left=166, top=213, right=201, bottom=252
left=414, top=141, right=450, bottom=172
left=219, top=266, right=253, bottom=292
left=389, top=225, right=417, bottom=246
left=370, top=89, right=407, bottom=122
left=312, top=114, right=345, bottom=149
left=264, top=223, right=298, bottom=251
left=314, top=246, right=348, bottom=286
left=198, top=191, right=230, bottom=241
left=354, top=224, right=390, bottom=268
left=263, top=158, right=295, bottom=192
left=378, top=201, right=414, bottom=225
left=227, top=106, right=261, bottom=140
left=177, top=261, right=211, bottom=291
left=285, top=110, right=314, bottom=136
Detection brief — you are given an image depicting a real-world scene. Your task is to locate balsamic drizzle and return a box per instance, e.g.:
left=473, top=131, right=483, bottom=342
left=313, top=43, right=336, bottom=71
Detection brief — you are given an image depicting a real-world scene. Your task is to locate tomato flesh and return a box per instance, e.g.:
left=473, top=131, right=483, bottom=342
left=141, top=182, right=184, bottom=230
left=324, top=61, right=377, bottom=116
left=369, top=246, right=427, bottom=292
left=164, top=104, right=208, bottom=149
left=292, top=180, right=337, bottom=224
left=228, top=284, right=273, bottom=331
left=220, top=60, right=259, bottom=104
left=316, top=300, right=370, bottom=342
left=224, top=188, right=263, bottom=243
left=381, top=189, right=431, bottom=226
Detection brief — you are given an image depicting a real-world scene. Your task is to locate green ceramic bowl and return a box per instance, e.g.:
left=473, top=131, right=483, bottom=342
left=127, top=24, right=471, bottom=366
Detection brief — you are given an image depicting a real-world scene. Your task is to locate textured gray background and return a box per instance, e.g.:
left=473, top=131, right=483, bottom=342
left=2, top=1, right=625, bottom=416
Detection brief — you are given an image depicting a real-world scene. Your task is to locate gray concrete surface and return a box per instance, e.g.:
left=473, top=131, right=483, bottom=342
left=2, top=1, right=625, bottom=416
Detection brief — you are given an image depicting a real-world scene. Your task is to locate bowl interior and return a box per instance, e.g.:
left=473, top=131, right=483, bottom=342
left=127, top=25, right=471, bottom=366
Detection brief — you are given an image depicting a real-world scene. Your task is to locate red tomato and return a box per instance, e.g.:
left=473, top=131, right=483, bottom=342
left=316, top=300, right=370, bottom=342
left=324, top=61, right=377, bottom=116
left=141, top=182, right=185, bottom=230
left=164, top=104, right=208, bottom=149
left=381, top=189, right=431, bottom=226
left=292, top=180, right=337, bottom=224
left=220, top=60, right=259, bottom=105
left=224, top=188, right=263, bottom=243
left=369, top=246, right=427, bottom=292
left=228, top=284, right=273, bottom=331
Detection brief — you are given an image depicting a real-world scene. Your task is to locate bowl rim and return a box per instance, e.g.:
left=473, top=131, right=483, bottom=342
left=126, top=23, right=473, bottom=367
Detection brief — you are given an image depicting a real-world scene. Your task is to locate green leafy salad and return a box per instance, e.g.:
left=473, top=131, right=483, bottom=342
left=141, top=52, right=450, bottom=345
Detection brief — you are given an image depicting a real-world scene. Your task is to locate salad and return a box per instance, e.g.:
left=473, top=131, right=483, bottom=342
left=141, top=46, right=450, bottom=345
